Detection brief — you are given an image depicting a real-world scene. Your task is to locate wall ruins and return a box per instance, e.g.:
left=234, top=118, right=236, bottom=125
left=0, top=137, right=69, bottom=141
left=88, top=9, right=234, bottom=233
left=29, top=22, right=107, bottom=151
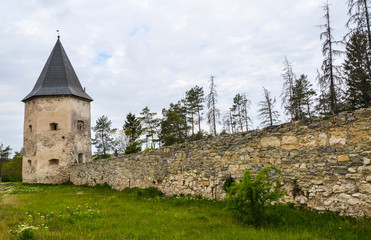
left=70, top=108, right=371, bottom=216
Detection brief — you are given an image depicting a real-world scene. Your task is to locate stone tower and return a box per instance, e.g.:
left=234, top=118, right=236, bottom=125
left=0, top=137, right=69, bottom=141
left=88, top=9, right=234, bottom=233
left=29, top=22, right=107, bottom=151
left=22, top=37, right=93, bottom=184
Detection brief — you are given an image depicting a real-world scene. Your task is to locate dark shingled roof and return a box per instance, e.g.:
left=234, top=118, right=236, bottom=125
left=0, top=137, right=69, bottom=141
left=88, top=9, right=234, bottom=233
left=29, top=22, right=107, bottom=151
left=22, top=38, right=93, bottom=102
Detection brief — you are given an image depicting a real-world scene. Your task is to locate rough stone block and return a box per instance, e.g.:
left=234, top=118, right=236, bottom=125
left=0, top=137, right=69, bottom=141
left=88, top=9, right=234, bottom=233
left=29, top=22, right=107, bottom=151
left=333, top=185, right=346, bottom=193
left=329, top=133, right=346, bottom=146
left=260, top=136, right=280, bottom=148
left=282, top=136, right=298, bottom=149
left=317, top=133, right=327, bottom=146
left=337, top=155, right=349, bottom=162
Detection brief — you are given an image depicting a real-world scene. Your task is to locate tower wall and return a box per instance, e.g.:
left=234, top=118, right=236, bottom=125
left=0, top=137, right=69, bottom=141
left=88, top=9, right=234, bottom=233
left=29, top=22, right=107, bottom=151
left=23, top=96, right=91, bottom=184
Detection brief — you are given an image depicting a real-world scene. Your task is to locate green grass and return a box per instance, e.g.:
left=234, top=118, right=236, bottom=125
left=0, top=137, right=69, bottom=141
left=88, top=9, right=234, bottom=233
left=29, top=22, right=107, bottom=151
left=0, top=183, right=370, bottom=240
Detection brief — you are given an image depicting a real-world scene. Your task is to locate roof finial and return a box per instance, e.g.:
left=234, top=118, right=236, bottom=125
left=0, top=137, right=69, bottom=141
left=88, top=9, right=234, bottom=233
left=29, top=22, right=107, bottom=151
left=57, top=30, right=60, bottom=39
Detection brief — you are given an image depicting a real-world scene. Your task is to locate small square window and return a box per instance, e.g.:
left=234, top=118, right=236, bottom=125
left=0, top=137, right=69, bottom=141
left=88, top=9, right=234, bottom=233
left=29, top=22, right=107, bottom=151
left=50, top=123, right=58, bottom=131
left=77, top=121, right=84, bottom=131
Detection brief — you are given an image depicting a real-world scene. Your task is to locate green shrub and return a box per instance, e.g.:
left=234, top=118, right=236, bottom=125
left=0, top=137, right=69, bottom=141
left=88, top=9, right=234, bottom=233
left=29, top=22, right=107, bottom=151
left=2, top=154, right=22, bottom=182
left=225, top=166, right=285, bottom=226
left=223, top=176, right=235, bottom=191
left=10, top=224, right=38, bottom=240
left=124, top=187, right=164, bottom=198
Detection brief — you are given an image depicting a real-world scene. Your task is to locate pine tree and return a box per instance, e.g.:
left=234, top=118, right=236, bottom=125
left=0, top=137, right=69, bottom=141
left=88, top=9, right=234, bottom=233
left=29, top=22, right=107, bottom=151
left=92, top=115, right=117, bottom=158
left=230, top=93, right=251, bottom=132
left=346, top=0, right=371, bottom=52
left=124, top=113, right=143, bottom=154
left=0, top=143, right=12, bottom=181
left=206, top=75, right=220, bottom=136
left=292, top=74, right=316, bottom=120
left=185, top=86, right=204, bottom=140
left=232, top=93, right=244, bottom=132
left=317, top=1, right=343, bottom=115
left=257, top=88, right=280, bottom=127
left=343, top=31, right=371, bottom=109
left=160, top=101, right=189, bottom=146
left=139, top=106, right=160, bottom=149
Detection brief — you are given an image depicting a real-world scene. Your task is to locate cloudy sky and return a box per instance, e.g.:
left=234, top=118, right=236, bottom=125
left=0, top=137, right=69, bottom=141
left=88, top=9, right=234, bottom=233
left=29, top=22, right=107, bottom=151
left=0, top=0, right=349, bottom=153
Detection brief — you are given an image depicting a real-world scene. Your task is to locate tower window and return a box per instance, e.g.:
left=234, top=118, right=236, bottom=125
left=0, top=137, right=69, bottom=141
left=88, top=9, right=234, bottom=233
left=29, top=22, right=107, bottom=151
left=77, top=120, right=85, bottom=131
left=28, top=125, right=32, bottom=132
left=49, top=159, right=59, bottom=165
left=27, top=160, right=32, bottom=166
left=50, top=123, right=58, bottom=131
left=78, top=153, right=84, bottom=163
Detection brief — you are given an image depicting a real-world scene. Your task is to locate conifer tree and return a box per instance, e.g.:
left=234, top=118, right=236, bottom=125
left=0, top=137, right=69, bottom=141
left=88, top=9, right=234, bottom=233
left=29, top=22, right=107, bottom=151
left=185, top=86, right=204, bottom=140
left=160, top=101, right=188, bottom=146
left=343, top=31, right=371, bottom=109
left=346, top=0, right=371, bottom=52
left=92, top=115, right=117, bottom=158
left=292, top=74, right=316, bottom=120
left=0, top=143, right=12, bottom=181
left=139, top=106, right=160, bottom=149
left=124, top=113, right=143, bottom=154
left=230, top=93, right=251, bottom=132
left=257, top=88, right=280, bottom=127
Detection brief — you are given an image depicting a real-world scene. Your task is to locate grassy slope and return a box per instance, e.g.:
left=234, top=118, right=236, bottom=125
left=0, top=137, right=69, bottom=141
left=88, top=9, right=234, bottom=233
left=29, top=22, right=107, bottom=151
left=0, top=183, right=370, bottom=240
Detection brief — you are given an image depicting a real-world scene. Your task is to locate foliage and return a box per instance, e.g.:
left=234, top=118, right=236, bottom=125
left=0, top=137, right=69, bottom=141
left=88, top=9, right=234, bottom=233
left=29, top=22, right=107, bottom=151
left=225, top=166, right=285, bottom=226
left=0, top=143, right=12, bottom=180
left=343, top=31, right=371, bottom=109
left=123, top=113, right=143, bottom=154
left=223, top=176, right=235, bottom=191
left=291, top=74, right=316, bottom=120
left=123, top=187, right=164, bottom=199
left=346, top=0, right=371, bottom=52
left=159, top=101, right=189, bottom=146
left=184, top=86, right=205, bottom=140
left=92, top=154, right=111, bottom=161
left=0, top=143, right=12, bottom=160
left=206, top=75, right=220, bottom=136
left=1, top=152, right=22, bottom=182
left=92, top=115, right=117, bottom=157
left=139, top=106, right=160, bottom=149
left=10, top=223, right=38, bottom=240
left=229, top=93, right=251, bottom=133
left=257, top=88, right=280, bottom=127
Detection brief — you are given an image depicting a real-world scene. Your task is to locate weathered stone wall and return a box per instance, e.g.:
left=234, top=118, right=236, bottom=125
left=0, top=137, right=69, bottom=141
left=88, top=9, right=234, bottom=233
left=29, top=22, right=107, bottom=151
left=70, top=108, right=371, bottom=216
left=23, top=96, right=92, bottom=184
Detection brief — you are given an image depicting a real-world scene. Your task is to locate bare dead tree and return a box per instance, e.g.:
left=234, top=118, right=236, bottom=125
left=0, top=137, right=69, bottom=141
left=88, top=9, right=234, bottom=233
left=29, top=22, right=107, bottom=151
left=206, top=75, right=220, bottom=136
left=280, top=56, right=296, bottom=121
left=258, top=88, right=280, bottom=127
left=317, top=1, right=343, bottom=115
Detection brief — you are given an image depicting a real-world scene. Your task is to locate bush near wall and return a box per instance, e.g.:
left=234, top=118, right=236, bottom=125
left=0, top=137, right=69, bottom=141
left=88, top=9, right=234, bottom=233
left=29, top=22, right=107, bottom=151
left=1, top=154, right=22, bottom=182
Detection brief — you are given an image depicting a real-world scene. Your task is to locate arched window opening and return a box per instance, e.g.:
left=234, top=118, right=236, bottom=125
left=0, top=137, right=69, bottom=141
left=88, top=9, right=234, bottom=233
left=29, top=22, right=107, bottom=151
left=27, top=160, right=32, bottom=166
left=28, top=125, right=32, bottom=133
left=50, top=123, right=58, bottom=131
left=78, top=153, right=84, bottom=163
left=77, top=120, right=85, bottom=131
left=49, top=159, right=59, bottom=165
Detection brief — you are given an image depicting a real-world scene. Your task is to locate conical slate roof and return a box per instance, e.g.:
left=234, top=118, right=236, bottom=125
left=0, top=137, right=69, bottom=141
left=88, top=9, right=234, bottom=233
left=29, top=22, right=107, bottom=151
left=22, top=37, right=93, bottom=102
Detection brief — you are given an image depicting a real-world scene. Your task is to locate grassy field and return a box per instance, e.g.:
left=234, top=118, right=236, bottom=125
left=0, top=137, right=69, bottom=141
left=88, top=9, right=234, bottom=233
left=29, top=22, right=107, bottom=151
left=0, top=183, right=370, bottom=240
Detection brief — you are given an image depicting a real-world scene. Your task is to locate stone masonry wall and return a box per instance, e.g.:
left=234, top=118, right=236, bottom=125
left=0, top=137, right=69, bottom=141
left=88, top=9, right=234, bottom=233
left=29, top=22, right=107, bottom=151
left=70, top=108, right=371, bottom=216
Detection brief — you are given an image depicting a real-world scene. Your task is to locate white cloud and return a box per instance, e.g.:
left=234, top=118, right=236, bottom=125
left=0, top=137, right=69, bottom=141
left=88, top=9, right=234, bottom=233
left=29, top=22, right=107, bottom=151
left=0, top=0, right=349, bottom=152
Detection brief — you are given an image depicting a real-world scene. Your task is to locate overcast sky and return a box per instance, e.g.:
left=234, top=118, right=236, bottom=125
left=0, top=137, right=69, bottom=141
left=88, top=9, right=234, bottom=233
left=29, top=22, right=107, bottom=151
left=0, top=0, right=349, bottom=154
